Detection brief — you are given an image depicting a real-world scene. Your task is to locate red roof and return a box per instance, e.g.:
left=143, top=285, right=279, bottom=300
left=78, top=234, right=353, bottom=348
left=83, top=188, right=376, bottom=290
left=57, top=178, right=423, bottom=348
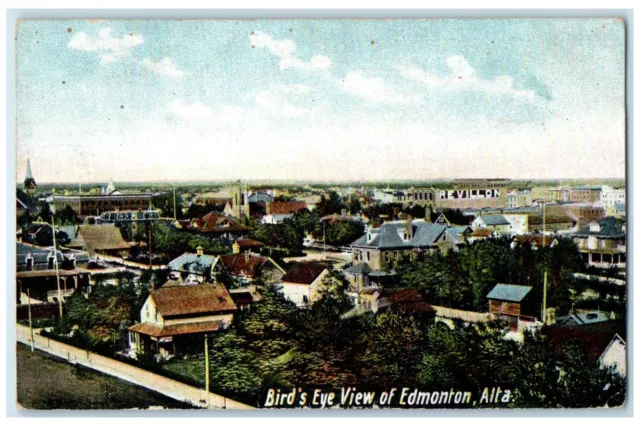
left=234, top=238, right=264, bottom=248
left=219, top=253, right=271, bottom=278
left=471, top=229, right=494, bottom=237
left=267, top=201, right=308, bottom=215
left=129, top=320, right=222, bottom=337
left=198, top=212, right=248, bottom=233
left=150, top=283, right=237, bottom=317
left=543, top=321, right=626, bottom=363
left=282, top=262, right=328, bottom=285
left=379, top=288, right=436, bottom=314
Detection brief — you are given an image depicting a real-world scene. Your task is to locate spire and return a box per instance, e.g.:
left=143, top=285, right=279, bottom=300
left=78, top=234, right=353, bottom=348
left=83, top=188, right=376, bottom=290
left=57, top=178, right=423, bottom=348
left=24, top=158, right=37, bottom=193
left=25, top=159, right=33, bottom=180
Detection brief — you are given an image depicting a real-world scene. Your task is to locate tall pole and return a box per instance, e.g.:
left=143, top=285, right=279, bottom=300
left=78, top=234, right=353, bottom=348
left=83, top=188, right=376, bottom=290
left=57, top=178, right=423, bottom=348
left=27, top=289, right=34, bottom=352
left=541, top=199, right=547, bottom=324
left=51, top=216, right=64, bottom=318
left=173, top=186, right=177, bottom=221
left=148, top=221, right=153, bottom=272
left=204, top=333, right=210, bottom=409
left=78, top=183, right=82, bottom=216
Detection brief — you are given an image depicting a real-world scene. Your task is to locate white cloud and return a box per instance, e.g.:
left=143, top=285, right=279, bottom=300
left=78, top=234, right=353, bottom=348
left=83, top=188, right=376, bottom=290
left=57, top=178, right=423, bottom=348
left=398, top=55, right=537, bottom=99
left=249, top=31, right=331, bottom=71
left=169, top=100, right=244, bottom=128
left=141, top=57, right=186, bottom=77
left=340, top=72, right=407, bottom=104
left=255, top=84, right=311, bottom=118
left=68, top=28, right=143, bottom=63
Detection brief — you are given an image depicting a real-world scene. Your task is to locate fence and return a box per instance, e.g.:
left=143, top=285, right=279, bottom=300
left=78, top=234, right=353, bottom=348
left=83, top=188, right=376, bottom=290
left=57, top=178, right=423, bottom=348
left=15, top=324, right=254, bottom=410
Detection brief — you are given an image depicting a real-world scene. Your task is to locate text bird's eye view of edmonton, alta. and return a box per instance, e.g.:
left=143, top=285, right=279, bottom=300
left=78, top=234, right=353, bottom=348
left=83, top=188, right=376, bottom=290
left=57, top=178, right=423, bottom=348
left=13, top=18, right=627, bottom=411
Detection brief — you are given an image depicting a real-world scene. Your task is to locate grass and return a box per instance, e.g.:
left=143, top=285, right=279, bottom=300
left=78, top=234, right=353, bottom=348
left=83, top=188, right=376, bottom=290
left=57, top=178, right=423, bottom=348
left=16, top=343, right=196, bottom=410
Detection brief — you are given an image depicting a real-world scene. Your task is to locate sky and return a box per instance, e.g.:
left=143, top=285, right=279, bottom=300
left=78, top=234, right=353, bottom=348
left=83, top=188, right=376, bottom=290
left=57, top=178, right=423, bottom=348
left=15, top=19, right=625, bottom=183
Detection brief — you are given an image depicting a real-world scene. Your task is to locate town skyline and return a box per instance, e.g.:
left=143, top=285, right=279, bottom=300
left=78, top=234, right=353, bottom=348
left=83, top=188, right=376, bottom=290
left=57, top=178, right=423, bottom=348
left=16, top=19, right=625, bottom=183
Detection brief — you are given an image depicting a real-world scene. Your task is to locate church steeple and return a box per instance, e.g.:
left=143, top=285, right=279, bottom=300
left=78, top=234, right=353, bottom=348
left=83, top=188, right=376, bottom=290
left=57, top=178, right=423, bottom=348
left=24, top=159, right=37, bottom=194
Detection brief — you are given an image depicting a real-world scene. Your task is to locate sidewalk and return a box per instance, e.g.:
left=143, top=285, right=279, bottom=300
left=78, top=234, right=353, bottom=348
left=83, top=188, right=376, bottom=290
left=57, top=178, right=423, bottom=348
left=15, top=324, right=254, bottom=410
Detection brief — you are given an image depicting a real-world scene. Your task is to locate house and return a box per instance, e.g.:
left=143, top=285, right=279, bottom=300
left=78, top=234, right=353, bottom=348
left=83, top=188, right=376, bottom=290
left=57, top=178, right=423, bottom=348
left=506, top=190, right=533, bottom=208
left=471, top=214, right=517, bottom=234
left=556, top=311, right=610, bottom=328
left=487, top=283, right=535, bottom=331
left=276, top=262, right=331, bottom=308
left=17, top=269, right=91, bottom=305
left=544, top=321, right=626, bottom=377
left=190, top=211, right=250, bottom=240
left=352, top=287, right=436, bottom=322
left=342, top=263, right=396, bottom=295
left=572, top=217, right=626, bottom=269
left=128, top=284, right=237, bottom=359
left=167, top=247, right=217, bottom=284
left=68, top=224, right=132, bottom=257
left=350, top=217, right=462, bottom=271
left=232, top=238, right=264, bottom=254
left=213, top=252, right=286, bottom=287
left=527, top=204, right=578, bottom=233
left=510, top=234, right=559, bottom=250
left=466, top=228, right=496, bottom=243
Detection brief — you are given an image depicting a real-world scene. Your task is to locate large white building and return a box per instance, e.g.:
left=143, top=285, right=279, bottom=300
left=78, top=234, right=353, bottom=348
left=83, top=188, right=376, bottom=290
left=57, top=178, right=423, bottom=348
left=600, top=185, right=625, bottom=209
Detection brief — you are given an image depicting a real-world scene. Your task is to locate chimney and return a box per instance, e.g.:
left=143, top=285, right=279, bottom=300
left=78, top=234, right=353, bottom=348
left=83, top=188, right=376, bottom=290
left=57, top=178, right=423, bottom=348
left=424, top=207, right=432, bottom=223
left=232, top=241, right=241, bottom=254
left=196, top=245, right=204, bottom=256
left=244, top=251, right=250, bottom=262
left=405, top=215, right=414, bottom=240
left=69, top=253, right=76, bottom=269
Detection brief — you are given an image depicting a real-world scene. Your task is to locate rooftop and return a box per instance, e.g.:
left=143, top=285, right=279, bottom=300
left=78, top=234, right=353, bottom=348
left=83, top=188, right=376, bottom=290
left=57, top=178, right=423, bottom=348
left=150, top=283, right=237, bottom=317
left=282, top=262, right=328, bottom=284
left=487, top=283, right=533, bottom=302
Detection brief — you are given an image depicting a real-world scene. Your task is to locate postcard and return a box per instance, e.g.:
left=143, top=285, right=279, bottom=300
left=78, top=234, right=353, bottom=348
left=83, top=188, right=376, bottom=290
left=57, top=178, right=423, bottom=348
left=14, top=18, right=627, bottom=411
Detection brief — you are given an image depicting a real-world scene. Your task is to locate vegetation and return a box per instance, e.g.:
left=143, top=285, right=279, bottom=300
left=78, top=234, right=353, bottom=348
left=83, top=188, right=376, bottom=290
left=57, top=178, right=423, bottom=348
left=150, top=222, right=230, bottom=260
left=397, top=237, right=586, bottom=315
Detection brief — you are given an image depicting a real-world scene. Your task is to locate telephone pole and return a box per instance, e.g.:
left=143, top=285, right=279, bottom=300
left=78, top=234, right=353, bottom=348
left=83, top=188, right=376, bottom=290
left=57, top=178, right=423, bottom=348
left=173, top=185, right=177, bottom=221
left=27, top=289, right=34, bottom=352
left=204, top=333, right=210, bottom=409
left=541, top=199, right=548, bottom=324
left=51, top=216, right=64, bottom=318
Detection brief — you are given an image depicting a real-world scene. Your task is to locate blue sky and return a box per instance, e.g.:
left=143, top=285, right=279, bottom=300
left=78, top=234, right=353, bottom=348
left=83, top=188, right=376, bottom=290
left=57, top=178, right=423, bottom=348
left=16, top=19, right=625, bottom=183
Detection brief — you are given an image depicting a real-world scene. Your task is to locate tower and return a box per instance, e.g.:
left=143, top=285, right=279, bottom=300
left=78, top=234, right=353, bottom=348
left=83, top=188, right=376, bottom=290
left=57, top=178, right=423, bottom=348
left=230, top=180, right=250, bottom=223
left=24, top=159, right=37, bottom=195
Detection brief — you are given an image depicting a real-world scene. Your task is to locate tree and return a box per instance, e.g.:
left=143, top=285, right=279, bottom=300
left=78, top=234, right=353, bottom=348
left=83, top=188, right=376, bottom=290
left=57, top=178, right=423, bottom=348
left=316, top=191, right=346, bottom=216
left=250, top=223, right=303, bottom=253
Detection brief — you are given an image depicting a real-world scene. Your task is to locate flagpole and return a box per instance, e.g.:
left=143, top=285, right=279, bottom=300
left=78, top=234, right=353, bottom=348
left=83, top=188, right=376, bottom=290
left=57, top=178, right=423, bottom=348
left=51, top=216, right=64, bottom=318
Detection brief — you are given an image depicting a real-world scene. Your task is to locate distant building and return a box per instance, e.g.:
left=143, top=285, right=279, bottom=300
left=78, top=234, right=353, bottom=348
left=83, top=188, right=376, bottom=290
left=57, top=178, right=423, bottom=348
left=471, top=214, right=528, bottom=235
left=51, top=181, right=154, bottom=216
left=265, top=201, right=308, bottom=216
left=68, top=224, right=132, bottom=257
left=128, top=284, right=237, bottom=359
left=350, top=218, right=468, bottom=271
left=190, top=211, right=250, bottom=240
left=569, top=186, right=602, bottom=203
left=23, top=159, right=37, bottom=195
left=572, top=217, right=626, bottom=269
left=276, top=262, right=331, bottom=308
left=600, top=185, right=625, bottom=217
left=506, top=190, right=532, bottom=208
left=247, top=191, right=274, bottom=204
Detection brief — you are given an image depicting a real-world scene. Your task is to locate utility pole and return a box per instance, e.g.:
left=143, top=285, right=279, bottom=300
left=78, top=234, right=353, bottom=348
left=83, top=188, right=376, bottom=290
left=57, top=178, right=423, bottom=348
left=541, top=198, right=547, bottom=324
left=51, top=216, right=64, bottom=318
left=173, top=185, right=177, bottom=221
left=148, top=221, right=153, bottom=272
left=27, top=289, right=34, bottom=352
left=204, top=333, right=210, bottom=409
